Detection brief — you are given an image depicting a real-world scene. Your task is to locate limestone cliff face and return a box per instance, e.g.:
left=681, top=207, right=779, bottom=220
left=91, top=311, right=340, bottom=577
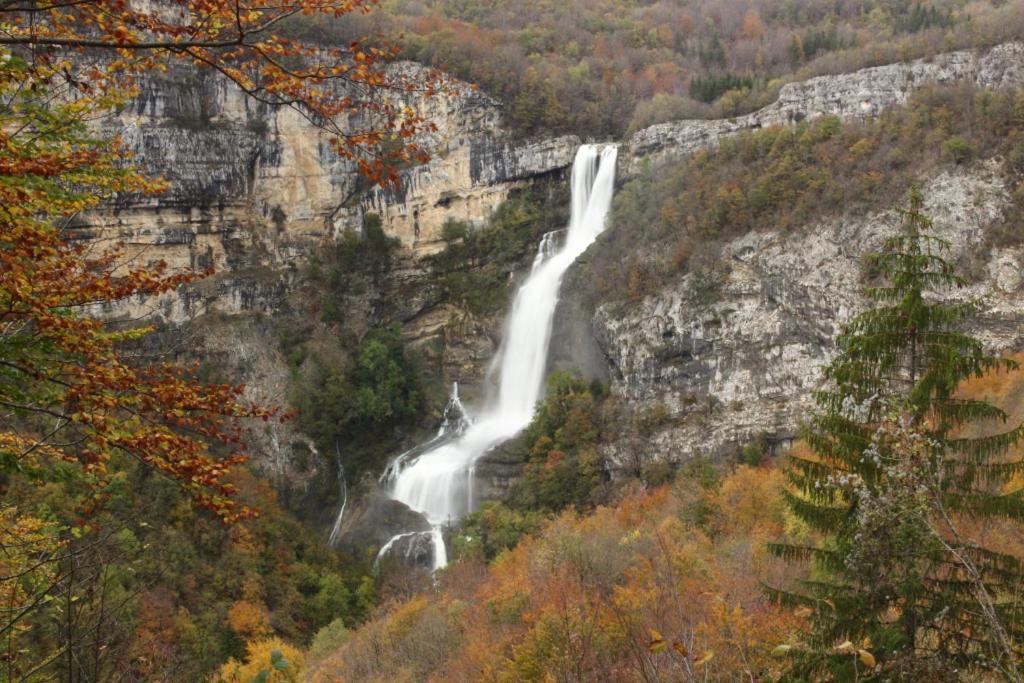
left=85, top=63, right=578, bottom=324
left=542, top=40, right=1024, bottom=472
left=590, top=161, right=1024, bottom=469
left=355, top=134, right=579, bottom=256
left=87, top=41, right=1024, bottom=328
left=622, top=41, right=1024, bottom=176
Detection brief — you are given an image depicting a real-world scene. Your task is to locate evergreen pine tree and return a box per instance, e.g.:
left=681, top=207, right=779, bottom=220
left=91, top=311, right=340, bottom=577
left=771, top=189, right=1024, bottom=680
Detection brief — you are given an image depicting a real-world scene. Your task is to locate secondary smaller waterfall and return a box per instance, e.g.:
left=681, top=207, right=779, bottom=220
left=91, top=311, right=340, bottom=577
left=375, top=144, right=618, bottom=570
left=437, top=382, right=472, bottom=438
left=326, top=462, right=347, bottom=547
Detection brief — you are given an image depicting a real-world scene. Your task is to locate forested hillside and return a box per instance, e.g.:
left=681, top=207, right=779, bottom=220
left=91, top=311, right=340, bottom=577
left=304, top=355, right=1024, bottom=682
left=298, top=0, right=1024, bottom=136
left=299, top=93, right=1024, bottom=680
left=4, top=0, right=1024, bottom=680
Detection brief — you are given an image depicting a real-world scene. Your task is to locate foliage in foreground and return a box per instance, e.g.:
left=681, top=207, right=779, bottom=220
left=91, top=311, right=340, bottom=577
left=771, top=190, right=1024, bottom=680
left=0, top=0, right=442, bottom=673
left=306, top=463, right=804, bottom=682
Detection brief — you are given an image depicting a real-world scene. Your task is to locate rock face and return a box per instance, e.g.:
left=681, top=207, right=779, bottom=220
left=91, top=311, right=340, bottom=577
left=333, top=491, right=431, bottom=555
left=84, top=63, right=578, bottom=325
left=86, top=41, right=1024, bottom=327
left=77, top=40, right=1024, bottom=506
left=356, top=134, right=579, bottom=255
left=591, top=161, right=1024, bottom=469
left=622, top=41, right=1024, bottom=176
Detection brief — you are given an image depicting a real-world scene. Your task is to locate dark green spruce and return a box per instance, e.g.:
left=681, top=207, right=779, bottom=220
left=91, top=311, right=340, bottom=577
left=769, top=188, right=1024, bottom=680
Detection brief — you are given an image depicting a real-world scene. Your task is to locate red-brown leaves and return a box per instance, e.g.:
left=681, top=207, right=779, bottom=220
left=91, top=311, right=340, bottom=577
left=0, top=60, right=273, bottom=523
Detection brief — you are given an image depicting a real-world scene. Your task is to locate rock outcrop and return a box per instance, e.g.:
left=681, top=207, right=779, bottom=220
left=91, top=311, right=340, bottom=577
left=622, top=41, right=1024, bottom=176
left=332, top=491, right=431, bottom=556
left=77, top=40, right=1024, bottom=502
left=86, top=42, right=1024, bottom=328
left=591, top=161, right=1024, bottom=469
left=85, top=63, right=578, bottom=325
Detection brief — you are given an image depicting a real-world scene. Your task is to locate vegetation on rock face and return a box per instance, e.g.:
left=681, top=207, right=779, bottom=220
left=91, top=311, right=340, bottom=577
left=504, top=371, right=611, bottom=513
left=598, top=84, right=1024, bottom=304
left=452, top=370, right=612, bottom=562
left=429, top=182, right=570, bottom=317
left=317, top=214, right=401, bottom=326
left=296, top=324, right=424, bottom=484
left=770, top=191, right=1024, bottom=679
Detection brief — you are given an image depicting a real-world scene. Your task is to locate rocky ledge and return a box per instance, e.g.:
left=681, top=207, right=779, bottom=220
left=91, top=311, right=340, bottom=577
left=622, top=41, right=1024, bottom=176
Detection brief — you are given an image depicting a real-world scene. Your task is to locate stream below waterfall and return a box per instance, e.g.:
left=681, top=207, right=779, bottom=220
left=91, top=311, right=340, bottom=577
left=369, top=143, right=618, bottom=570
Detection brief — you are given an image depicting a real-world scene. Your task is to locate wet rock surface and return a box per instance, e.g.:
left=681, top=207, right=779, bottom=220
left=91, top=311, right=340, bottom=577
left=334, top=492, right=431, bottom=554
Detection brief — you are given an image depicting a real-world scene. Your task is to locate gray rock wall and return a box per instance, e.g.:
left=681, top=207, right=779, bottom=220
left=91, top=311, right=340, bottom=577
left=592, top=161, right=1024, bottom=469
left=622, top=42, right=1024, bottom=176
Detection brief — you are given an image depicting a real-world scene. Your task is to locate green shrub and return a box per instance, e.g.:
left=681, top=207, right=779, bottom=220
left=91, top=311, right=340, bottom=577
left=943, top=136, right=972, bottom=163
left=296, top=324, right=423, bottom=481
left=308, top=619, right=348, bottom=663
left=452, top=503, right=545, bottom=562
left=505, top=370, right=610, bottom=513
left=429, top=183, right=569, bottom=317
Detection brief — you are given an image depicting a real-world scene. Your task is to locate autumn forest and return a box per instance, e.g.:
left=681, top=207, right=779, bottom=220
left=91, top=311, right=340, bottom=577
left=3, top=0, right=1024, bottom=681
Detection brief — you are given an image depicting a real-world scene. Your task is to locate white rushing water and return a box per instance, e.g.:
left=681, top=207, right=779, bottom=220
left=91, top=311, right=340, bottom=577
left=381, top=144, right=618, bottom=570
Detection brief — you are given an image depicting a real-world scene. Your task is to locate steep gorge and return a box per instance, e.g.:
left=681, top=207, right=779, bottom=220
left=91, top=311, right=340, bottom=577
left=85, top=41, right=1024, bottom=541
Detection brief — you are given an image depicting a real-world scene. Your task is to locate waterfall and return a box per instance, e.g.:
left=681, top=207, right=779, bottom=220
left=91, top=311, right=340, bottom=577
left=326, top=462, right=347, bottom=547
left=379, top=144, right=618, bottom=569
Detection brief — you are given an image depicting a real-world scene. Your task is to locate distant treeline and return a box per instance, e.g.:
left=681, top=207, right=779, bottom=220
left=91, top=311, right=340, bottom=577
left=288, top=0, right=1024, bottom=137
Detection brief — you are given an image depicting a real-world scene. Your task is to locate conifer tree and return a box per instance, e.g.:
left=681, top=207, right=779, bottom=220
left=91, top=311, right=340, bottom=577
left=771, top=189, right=1024, bottom=680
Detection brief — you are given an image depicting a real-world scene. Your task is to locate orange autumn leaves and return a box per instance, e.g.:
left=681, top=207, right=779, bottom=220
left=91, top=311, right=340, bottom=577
left=0, top=54, right=273, bottom=521
left=0, top=0, right=445, bottom=521
left=0, top=0, right=440, bottom=185
left=308, top=465, right=806, bottom=682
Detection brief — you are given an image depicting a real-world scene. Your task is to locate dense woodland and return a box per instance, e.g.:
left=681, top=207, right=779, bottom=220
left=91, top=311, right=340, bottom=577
left=294, top=0, right=1024, bottom=137
left=3, top=0, right=1024, bottom=681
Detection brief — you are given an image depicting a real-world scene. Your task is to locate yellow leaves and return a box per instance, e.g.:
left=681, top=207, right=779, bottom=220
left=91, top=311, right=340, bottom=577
left=647, top=627, right=710, bottom=668
left=771, top=644, right=792, bottom=657
left=218, top=638, right=304, bottom=683
left=227, top=600, right=273, bottom=638
left=832, top=641, right=877, bottom=669
left=619, top=528, right=642, bottom=546
left=880, top=605, right=902, bottom=623
left=647, top=627, right=666, bottom=653
left=694, top=650, right=714, bottom=667
left=834, top=640, right=856, bottom=654
left=0, top=506, right=64, bottom=673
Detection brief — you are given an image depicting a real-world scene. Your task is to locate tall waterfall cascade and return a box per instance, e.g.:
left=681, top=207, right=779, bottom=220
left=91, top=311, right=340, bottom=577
left=377, top=144, right=618, bottom=570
